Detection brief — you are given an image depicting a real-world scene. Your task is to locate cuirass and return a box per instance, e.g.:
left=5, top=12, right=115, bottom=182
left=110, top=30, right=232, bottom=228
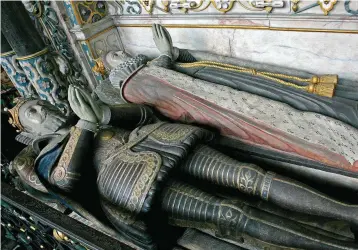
left=93, top=127, right=131, bottom=169
left=95, top=123, right=214, bottom=218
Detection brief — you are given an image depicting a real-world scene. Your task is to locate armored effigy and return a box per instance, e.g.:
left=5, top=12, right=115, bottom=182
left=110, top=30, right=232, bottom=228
left=96, top=24, right=358, bottom=194
left=7, top=85, right=358, bottom=250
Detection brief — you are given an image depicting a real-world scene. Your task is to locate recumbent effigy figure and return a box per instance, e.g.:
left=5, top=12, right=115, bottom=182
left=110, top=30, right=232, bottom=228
left=7, top=84, right=358, bottom=249
left=97, top=24, right=358, bottom=196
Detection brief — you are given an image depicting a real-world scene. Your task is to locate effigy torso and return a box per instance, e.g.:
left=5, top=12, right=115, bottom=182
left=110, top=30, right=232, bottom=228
left=122, top=64, right=358, bottom=171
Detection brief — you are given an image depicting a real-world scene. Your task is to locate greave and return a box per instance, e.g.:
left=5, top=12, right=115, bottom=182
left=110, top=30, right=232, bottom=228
left=181, top=145, right=358, bottom=226
left=162, top=181, right=358, bottom=250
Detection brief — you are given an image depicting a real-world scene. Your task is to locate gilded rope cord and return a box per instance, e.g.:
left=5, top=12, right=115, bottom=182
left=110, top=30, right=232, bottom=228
left=177, top=61, right=337, bottom=97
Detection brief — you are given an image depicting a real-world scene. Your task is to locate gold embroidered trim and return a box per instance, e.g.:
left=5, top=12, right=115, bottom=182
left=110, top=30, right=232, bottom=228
left=51, top=127, right=82, bottom=185
left=150, top=124, right=196, bottom=143
left=119, top=150, right=161, bottom=213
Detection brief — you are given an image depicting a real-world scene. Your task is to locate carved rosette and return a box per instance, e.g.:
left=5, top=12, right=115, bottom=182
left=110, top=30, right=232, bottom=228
left=1, top=52, right=37, bottom=98
left=17, top=49, right=70, bottom=115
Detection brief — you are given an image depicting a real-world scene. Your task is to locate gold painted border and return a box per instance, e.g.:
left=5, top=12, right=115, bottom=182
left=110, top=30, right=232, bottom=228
left=84, top=25, right=116, bottom=60
left=0, top=51, right=16, bottom=57
left=70, top=0, right=84, bottom=25
left=86, top=25, right=116, bottom=41
left=117, top=24, right=358, bottom=34
left=17, top=48, right=49, bottom=61
left=70, top=1, right=108, bottom=26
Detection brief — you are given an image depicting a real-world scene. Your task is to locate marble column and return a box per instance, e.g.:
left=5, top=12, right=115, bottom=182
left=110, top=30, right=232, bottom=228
left=1, top=1, right=70, bottom=115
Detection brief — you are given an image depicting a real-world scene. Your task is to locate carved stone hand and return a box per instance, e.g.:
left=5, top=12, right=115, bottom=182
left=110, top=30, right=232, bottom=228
left=68, top=85, right=98, bottom=123
left=152, top=24, right=173, bottom=59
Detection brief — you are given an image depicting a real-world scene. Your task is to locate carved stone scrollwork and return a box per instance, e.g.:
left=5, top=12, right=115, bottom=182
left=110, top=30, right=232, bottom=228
left=345, top=0, right=358, bottom=15
left=107, top=0, right=352, bottom=15
left=110, top=0, right=288, bottom=14
left=17, top=52, right=70, bottom=115
left=126, top=0, right=143, bottom=14
left=22, top=1, right=88, bottom=89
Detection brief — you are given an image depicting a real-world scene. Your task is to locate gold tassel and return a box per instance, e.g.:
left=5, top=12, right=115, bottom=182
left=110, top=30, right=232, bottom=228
left=311, top=75, right=338, bottom=86
left=307, top=82, right=336, bottom=98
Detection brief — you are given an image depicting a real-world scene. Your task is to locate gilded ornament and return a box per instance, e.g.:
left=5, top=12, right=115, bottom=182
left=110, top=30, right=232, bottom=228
left=4, top=98, right=28, bottom=132
left=317, top=0, right=337, bottom=15
left=53, top=229, right=66, bottom=241
left=99, top=129, right=115, bottom=140
left=92, top=58, right=107, bottom=77
left=307, top=82, right=335, bottom=98
left=161, top=0, right=170, bottom=11
left=291, top=0, right=300, bottom=12
left=139, top=0, right=155, bottom=13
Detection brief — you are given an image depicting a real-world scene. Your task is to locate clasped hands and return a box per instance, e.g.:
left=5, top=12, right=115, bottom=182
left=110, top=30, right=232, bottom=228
left=68, top=85, right=104, bottom=124
left=152, top=24, right=174, bottom=59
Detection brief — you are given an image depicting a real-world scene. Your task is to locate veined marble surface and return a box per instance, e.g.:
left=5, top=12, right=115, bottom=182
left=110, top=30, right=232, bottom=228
left=117, top=25, right=358, bottom=81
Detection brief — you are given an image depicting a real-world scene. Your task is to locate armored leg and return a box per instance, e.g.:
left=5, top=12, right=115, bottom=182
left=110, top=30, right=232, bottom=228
left=162, top=181, right=358, bottom=250
left=180, top=145, right=358, bottom=226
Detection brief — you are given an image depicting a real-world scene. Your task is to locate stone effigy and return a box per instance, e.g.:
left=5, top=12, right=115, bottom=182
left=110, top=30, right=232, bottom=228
left=7, top=85, right=358, bottom=250
left=96, top=24, right=358, bottom=193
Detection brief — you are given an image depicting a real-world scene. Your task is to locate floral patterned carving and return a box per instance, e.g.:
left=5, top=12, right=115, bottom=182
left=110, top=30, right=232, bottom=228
left=345, top=0, right=358, bottom=15
left=23, top=1, right=88, bottom=89
left=238, top=169, right=257, bottom=195
left=112, top=0, right=286, bottom=15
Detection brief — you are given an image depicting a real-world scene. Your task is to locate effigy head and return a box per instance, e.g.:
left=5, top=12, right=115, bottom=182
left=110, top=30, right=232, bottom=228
left=102, top=50, right=133, bottom=70
left=4, top=98, right=67, bottom=136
